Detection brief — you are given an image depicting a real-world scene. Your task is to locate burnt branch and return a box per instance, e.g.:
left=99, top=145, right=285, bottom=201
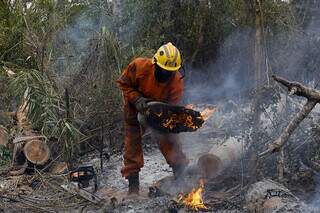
left=259, top=75, right=320, bottom=157
left=272, top=75, right=320, bottom=100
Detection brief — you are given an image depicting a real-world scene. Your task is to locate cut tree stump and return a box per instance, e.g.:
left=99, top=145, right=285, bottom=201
left=23, top=140, right=50, bottom=165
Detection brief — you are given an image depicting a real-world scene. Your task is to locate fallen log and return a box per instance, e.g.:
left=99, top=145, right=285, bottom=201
left=197, top=136, right=245, bottom=178
left=259, top=75, right=320, bottom=157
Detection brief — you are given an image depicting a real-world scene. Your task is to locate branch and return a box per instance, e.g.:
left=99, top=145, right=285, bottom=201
left=259, top=75, right=320, bottom=157
left=259, top=100, right=317, bottom=157
left=272, top=75, right=320, bottom=100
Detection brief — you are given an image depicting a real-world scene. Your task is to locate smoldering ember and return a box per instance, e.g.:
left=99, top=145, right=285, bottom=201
left=1, top=1, right=320, bottom=213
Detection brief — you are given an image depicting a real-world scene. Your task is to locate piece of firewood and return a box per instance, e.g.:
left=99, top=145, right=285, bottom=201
left=259, top=75, right=320, bottom=157
left=23, top=140, right=50, bottom=165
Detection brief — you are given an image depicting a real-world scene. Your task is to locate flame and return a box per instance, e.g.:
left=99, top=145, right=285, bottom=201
left=177, top=179, right=208, bottom=211
left=148, top=104, right=216, bottom=132
left=162, top=113, right=198, bottom=130
left=186, top=104, right=217, bottom=121
left=201, top=107, right=216, bottom=121
left=154, top=111, right=163, bottom=117
left=185, top=104, right=194, bottom=109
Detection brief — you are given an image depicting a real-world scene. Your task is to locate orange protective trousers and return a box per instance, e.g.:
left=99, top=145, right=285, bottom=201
left=117, top=58, right=189, bottom=178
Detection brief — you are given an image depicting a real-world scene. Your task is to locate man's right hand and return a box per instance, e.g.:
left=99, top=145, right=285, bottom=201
left=134, top=97, right=151, bottom=112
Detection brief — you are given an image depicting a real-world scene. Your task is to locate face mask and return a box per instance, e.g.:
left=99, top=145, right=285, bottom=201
left=154, top=65, right=174, bottom=83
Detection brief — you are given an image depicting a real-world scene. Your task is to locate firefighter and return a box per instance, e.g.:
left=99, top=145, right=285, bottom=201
left=117, top=42, right=189, bottom=194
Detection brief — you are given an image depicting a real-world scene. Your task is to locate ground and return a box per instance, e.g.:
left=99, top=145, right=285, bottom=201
left=1, top=101, right=320, bottom=212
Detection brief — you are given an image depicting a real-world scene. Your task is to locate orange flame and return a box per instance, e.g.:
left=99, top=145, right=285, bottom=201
left=162, top=113, right=198, bottom=130
left=177, top=179, right=208, bottom=211
left=186, top=104, right=216, bottom=121
left=201, top=107, right=216, bottom=121
left=185, top=104, right=194, bottom=109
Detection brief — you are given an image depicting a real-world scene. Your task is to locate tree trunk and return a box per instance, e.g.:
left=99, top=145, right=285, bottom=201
left=254, top=0, right=266, bottom=88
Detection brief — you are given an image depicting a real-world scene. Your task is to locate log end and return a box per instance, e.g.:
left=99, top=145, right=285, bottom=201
left=23, top=140, right=50, bottom=165
left=197, top=154, right=222, bottom=178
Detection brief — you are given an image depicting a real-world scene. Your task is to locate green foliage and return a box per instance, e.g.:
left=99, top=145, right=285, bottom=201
left=0, top=0, right=314, bottom=159
left=0, top=145, right=11, bottom=167
left=0, top=68, right=13, bottom=122
left=0, top=1, right=28, bottom=66
left=6, top=67, right=82, bottom=161
left=262, top=0, right=297, bottom=33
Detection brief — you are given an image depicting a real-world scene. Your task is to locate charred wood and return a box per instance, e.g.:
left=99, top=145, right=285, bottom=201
left=260, top=75, right=320, bottom=157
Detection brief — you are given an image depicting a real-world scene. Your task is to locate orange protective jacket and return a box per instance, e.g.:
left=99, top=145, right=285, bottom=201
left=117, top=57, right=183, bottom=106
left=117, top=58, right=187, bottom=178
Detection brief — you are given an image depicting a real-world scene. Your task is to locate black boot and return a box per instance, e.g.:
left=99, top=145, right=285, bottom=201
left=128, top=172, right=139, bottom=194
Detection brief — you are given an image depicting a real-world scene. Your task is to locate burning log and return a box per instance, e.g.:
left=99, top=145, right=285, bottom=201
left=260, top=75, right=320, bottom=157
left=197, top=137, right=245, bottom=178
left=245, top=179, right=302, bottom=212
left=140, top=102, right=205, bottom=133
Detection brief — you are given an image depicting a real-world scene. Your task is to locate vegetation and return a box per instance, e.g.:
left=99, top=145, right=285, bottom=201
left=0, top=145, right=11, bottom=167
left=0, top=0, right=319, bottom=162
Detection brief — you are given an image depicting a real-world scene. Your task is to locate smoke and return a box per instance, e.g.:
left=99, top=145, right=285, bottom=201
left=185, top=28, right=254, bottom=103
left=53, top=15, right=96, bottom=75
left=51, top=2, right=114, bottom=77
left=186, top=2, right=320, bottom=104
left=183, top=2, right=320, bottom=210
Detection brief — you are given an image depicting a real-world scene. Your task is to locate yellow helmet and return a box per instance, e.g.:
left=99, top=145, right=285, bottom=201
left=152, top=42, right=182, bottom=72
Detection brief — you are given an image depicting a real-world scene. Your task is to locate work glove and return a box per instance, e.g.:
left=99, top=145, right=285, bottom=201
left=134, top=97, right=151, bottom=113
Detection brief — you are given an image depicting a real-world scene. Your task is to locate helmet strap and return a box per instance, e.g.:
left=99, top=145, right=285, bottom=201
left=153, top=57, right=157, bottom=64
